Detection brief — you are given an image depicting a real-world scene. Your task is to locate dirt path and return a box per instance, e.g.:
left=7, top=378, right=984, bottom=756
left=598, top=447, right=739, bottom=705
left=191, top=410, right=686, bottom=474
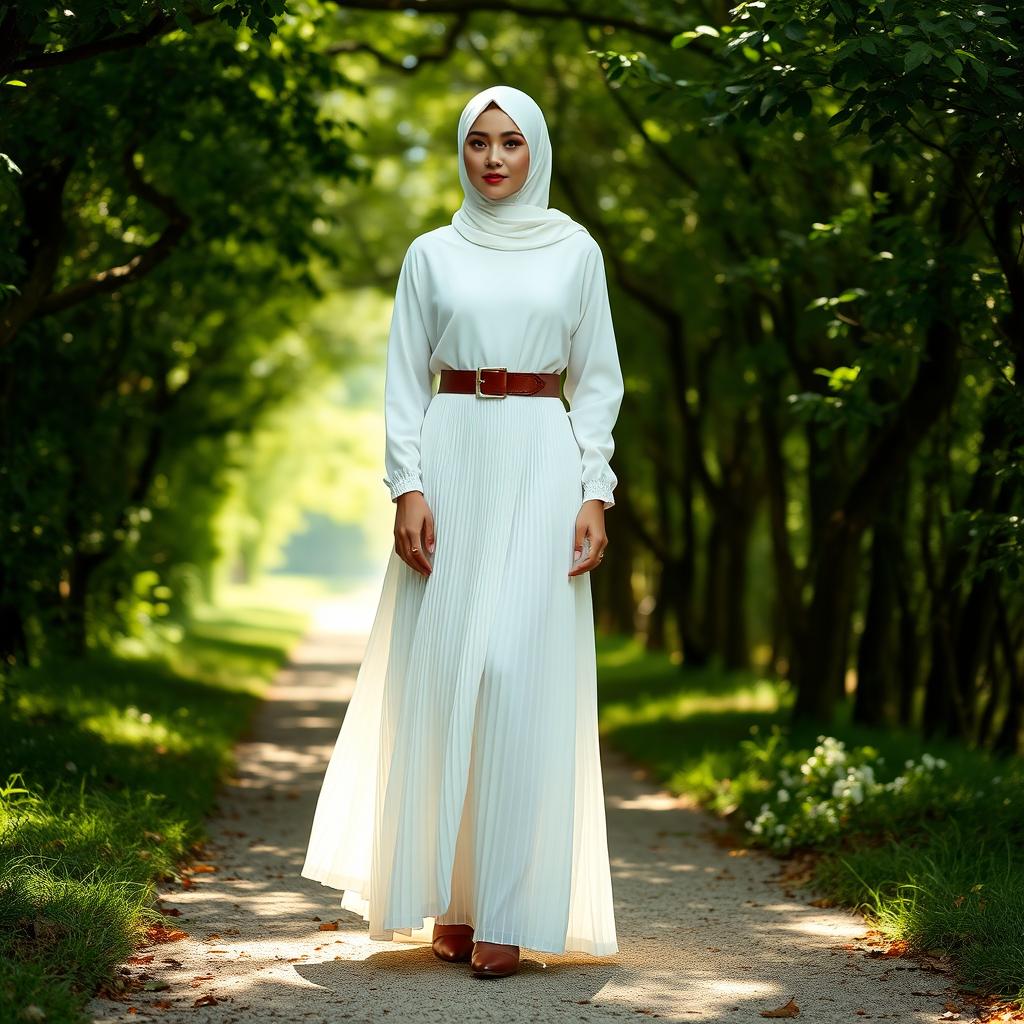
left=88, top=596, right=959, bottom=1024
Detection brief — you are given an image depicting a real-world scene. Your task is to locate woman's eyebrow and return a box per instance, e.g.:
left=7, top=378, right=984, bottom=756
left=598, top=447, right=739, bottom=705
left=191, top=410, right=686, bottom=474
left=467, top=129, right=524, bottom=138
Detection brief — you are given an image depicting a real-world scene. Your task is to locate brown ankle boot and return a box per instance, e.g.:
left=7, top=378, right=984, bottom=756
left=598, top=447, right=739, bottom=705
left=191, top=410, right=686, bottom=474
left=432, top=922, right=475, bottom=962
left=470, top=940, right=520, bottom=978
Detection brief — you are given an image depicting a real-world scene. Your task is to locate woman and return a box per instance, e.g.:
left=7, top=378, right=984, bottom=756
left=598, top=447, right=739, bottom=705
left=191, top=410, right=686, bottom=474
left=301, top=84, right=624, bottom=980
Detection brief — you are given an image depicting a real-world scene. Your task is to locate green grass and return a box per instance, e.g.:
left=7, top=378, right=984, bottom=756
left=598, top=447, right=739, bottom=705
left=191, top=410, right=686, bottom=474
left=0, top=604, right=308, bottom=1024
left=595, top=634, right=1024, bottom=1007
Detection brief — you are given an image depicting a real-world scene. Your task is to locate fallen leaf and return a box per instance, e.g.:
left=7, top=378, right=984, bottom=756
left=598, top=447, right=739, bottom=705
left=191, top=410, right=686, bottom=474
left=318, top=922, right=339, bottom=931
left=193, top=994, right=219, bottom=1007
left=760, top=996, right=800, bottom=1018
left=190, top=863, right=217, bottom=874
left=142, top=981, right=169, bottom=992
left=145, top=924, right=189, bottom=944
left=152, top=1001, right=173, bottom=1010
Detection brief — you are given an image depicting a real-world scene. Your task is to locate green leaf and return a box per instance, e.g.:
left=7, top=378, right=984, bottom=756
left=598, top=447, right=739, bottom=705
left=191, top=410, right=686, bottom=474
left=783, top=22, right=806, bottom=41
left=944, top=53, right=963, bottom=75
left=994, top=82, right=1023, bottom=100
left=174, top=11, right=194, bottom=33
left=904, top=41, right=933, bottom=72
left=760, top=89, right=783, bottom=116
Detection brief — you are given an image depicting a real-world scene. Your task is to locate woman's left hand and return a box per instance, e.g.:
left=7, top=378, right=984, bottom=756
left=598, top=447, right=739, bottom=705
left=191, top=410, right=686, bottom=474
left=568, top=499, right=608, bottom=577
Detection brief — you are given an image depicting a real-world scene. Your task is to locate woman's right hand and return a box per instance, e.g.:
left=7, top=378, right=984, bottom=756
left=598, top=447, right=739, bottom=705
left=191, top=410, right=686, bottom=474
left=394, top=491, right=435, bottom=577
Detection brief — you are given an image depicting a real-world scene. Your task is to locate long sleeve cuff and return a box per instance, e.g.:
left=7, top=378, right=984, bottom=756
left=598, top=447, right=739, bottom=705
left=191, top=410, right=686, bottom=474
left=384, top=469, right=424, bottom=503
left=582, top=473, right=617, bottom=510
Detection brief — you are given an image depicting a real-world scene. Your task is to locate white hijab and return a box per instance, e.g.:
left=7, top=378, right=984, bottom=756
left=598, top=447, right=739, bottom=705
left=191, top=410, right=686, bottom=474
left=451, top=85, right=589, bottom=251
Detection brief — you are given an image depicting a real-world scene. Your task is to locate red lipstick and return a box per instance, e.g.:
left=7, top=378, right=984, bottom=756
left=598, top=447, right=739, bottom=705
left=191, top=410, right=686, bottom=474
left=483, top=174, right=506, bottom=183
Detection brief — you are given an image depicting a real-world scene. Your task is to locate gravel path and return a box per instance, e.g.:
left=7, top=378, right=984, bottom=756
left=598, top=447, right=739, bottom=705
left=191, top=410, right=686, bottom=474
left=88, top=595, right=960, bottom=1024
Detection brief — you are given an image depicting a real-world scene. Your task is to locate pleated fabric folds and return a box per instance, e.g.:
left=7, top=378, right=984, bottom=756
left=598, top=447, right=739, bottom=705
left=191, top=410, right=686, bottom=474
left=300, top=390, right=618, bottom=956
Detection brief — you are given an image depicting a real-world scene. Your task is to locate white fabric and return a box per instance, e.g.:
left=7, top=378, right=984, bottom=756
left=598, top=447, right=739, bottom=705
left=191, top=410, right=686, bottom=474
left=300, top=86, right=624, bottom=958
left=379, top=227, right=622, bottom=508
left=451, top=84, right=589, bottom=251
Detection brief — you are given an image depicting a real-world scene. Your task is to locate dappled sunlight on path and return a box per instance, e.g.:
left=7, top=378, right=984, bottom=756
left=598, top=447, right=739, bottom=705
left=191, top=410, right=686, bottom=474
left=87, top=595, right=957, bottom=1023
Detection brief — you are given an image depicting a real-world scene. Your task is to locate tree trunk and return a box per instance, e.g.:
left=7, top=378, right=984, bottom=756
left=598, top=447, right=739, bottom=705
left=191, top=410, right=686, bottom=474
left=792, top=517, right=860, bottom=722
left=993, top=594, right=1023, bottom=755
left=853, top=473, right=909, bottom=726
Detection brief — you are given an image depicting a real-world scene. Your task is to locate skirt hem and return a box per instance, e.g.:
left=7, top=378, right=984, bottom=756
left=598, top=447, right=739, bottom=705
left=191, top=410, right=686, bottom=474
left=299, top=871, right=619, bottom=957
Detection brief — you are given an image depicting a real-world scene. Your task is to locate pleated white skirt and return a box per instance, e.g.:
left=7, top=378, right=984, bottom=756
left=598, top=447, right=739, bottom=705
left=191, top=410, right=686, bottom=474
left=300, top=390, right=618, bottom=956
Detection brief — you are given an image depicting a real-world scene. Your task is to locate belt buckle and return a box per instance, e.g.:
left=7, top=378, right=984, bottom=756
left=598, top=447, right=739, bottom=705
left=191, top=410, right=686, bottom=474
left=475, top=366, right=507, bottom=398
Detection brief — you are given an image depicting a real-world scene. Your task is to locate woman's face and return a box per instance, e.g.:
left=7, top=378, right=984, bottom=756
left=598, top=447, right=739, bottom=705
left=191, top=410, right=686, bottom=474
left=463, top=103, right=530, bottom=200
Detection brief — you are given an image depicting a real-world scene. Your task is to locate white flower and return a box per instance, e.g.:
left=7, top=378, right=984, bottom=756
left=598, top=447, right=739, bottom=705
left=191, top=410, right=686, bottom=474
left=777, top=789, right=791, bottom=803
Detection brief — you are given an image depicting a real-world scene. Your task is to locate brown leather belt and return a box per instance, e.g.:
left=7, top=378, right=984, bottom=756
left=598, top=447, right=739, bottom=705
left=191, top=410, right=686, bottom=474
left=438, top=366, right=561, bottom=399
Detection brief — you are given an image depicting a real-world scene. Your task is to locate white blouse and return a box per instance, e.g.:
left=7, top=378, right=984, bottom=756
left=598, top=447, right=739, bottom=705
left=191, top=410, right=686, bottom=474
left=382, top=224, right=624, bottom=509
